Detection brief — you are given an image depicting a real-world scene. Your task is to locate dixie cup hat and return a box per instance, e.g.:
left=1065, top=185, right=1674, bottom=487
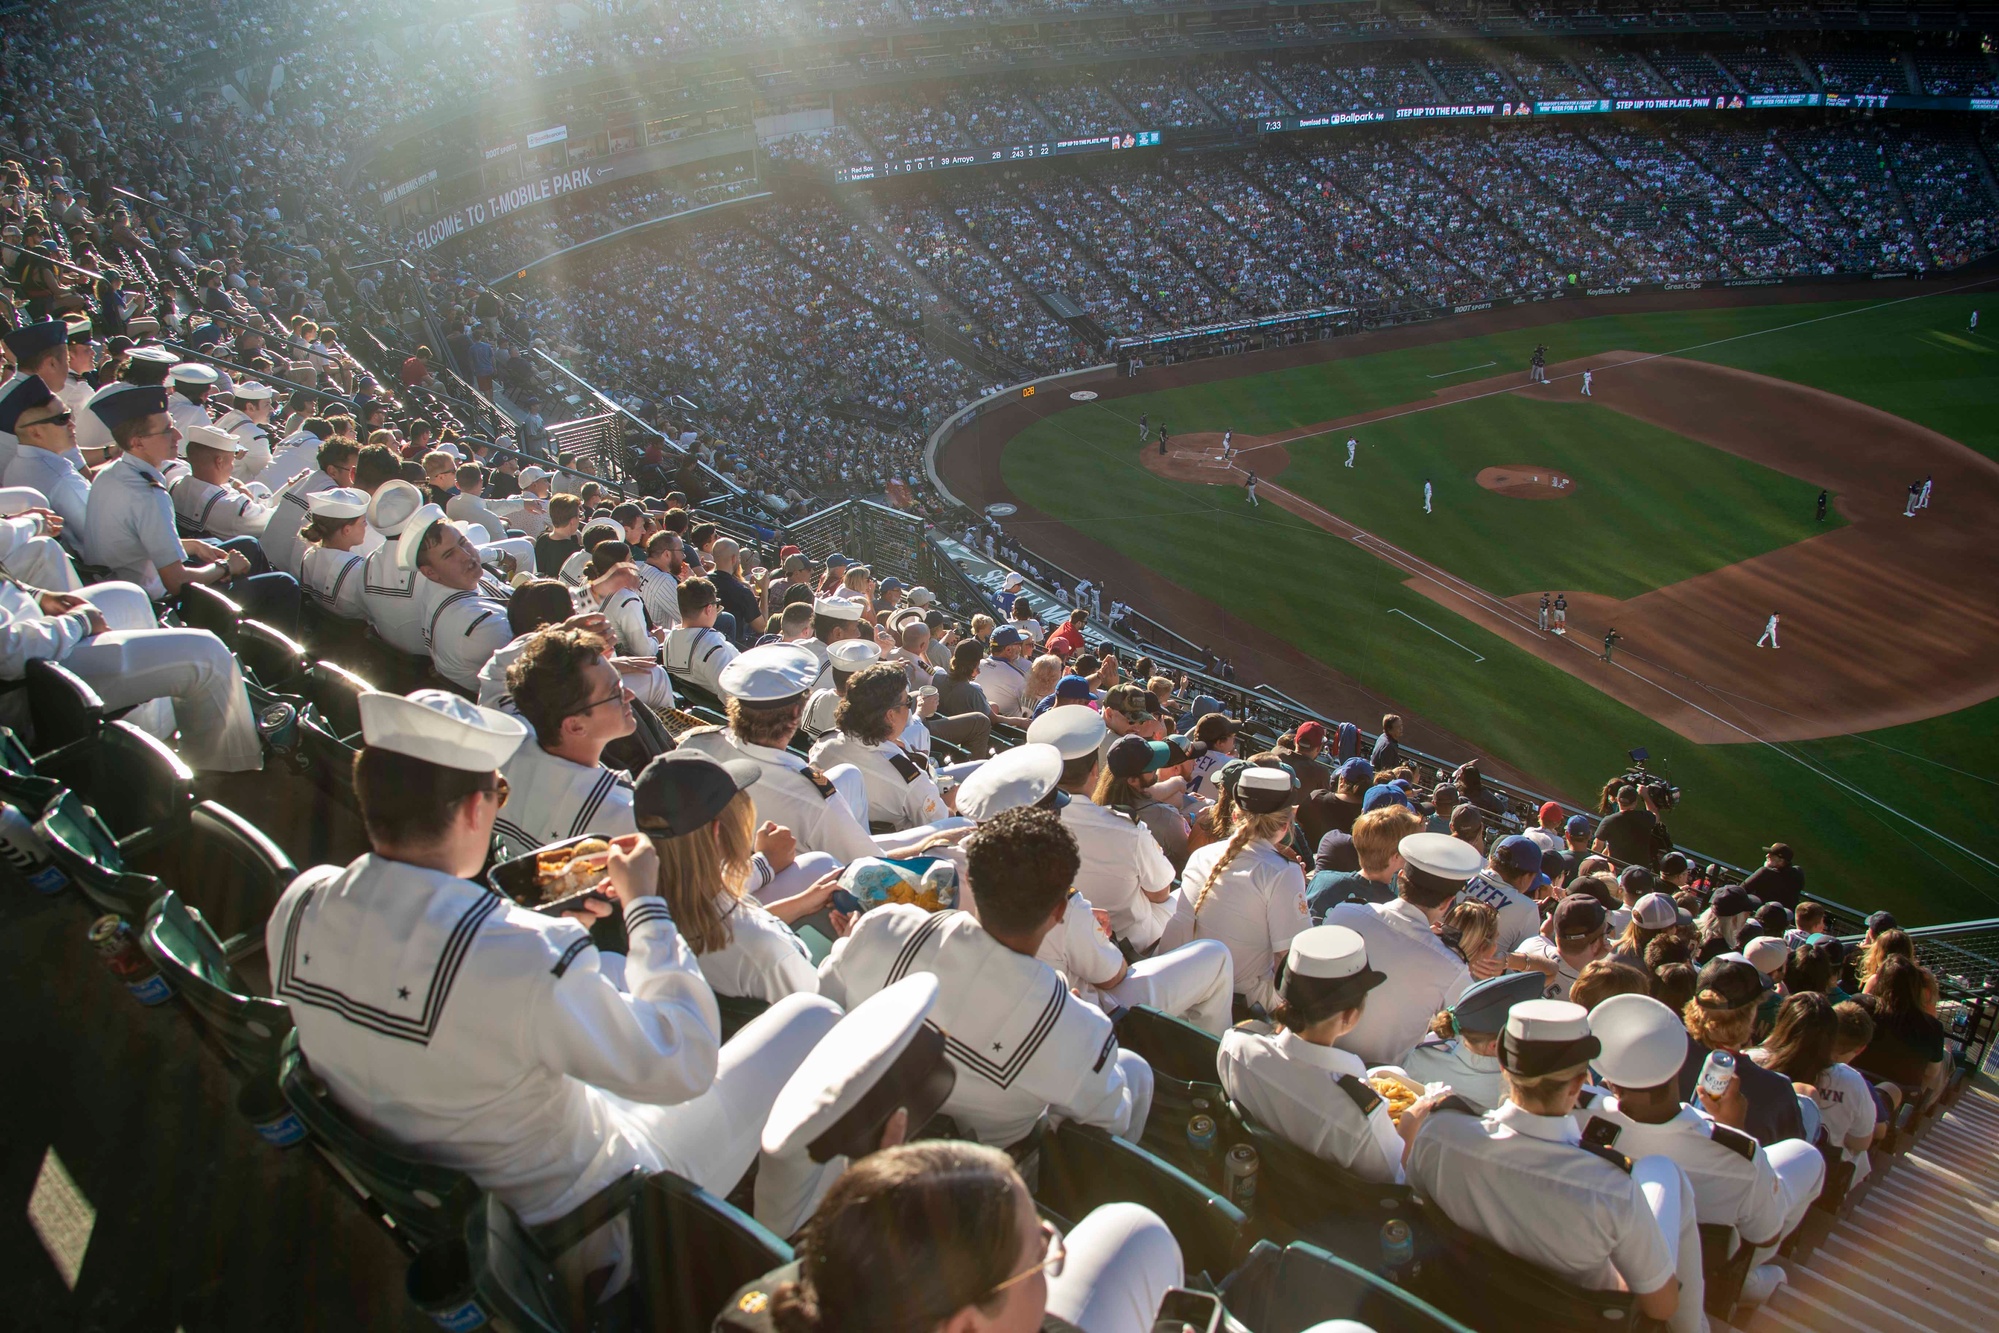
left=718, top=643, right=820, bottom=706
left=358, top=689, right=525, bottom=772
left=1025, top=704, right=1106, bottom=760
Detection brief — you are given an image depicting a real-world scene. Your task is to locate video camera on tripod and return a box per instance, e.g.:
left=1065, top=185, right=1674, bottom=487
left=1616, top=747, right=1682, bottom=810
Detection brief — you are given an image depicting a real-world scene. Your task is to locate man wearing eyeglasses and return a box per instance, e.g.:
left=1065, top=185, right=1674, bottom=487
left=490, top=627, right=640, bottom=860
left=0, top=376, right=91, bottom=540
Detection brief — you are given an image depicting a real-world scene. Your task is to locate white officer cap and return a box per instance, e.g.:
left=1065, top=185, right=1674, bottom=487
left=1498, top=998, right=1601, bottom=1076
left=127, top=346, right=181, bottom=369
left=232, top=381, right=276, bottom=402
left=955, top=744, right=1066, bottom=821
left=308, top=487, right=370, bottom=520
left=395, top=503, right=449, bottom=571
left=1237, top=765, right=1300, bottom=814
left=718, top=643, right=820, bottom=705
left=906, top=586, right=936, bottom=607
left=369, top=480, right=427, bottom=537
left=359, top=688, right=525, bottom=772
left=169, top=361, right=219, bottom=385
left=1587, top=993, right=1687, bottom=1090
left=826, top=639, right=881, bottom=672
left=1026, top=704, right=1106, bottom=759
left=1286, top=924, right=1379, bottom=982
left=517, top=465, right=552, bottom=488
left=181, top=423, right=246, bottom=454
left=814, top=596, right=863, bottom=623
left=762, top=975, right=951, bottom=1163
left=1399, top=832, right=1483, bottom=883
left=1743, top=936, right=1789, bottom=978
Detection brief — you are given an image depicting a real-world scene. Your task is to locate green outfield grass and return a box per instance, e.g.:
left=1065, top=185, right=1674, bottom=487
left=1000, top=291, right=1999, bottom=923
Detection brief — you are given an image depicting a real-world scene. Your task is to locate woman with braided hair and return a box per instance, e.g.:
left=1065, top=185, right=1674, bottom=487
left=1159, top=766, right=1309, bottom=1020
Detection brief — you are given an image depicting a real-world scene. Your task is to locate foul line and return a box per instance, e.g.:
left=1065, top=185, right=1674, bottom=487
left=1387, top=608, right=1486, bottom=661
left=1427, top=360, right=1498, bottom=379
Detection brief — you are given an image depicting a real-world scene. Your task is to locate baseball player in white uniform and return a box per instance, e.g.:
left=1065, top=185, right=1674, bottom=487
left=1423, top=479, right=1433, bottom=514
left=1245, top=471, right=1259, bottom=507
left=1345, top=438, right=1357, bottom=468
left=1221, top=429, right=1234, bottom=460
left=1917, top=473, right=1932, bottom=510
left=1756, top=613, right=1780, bottom=649
left=1582, top=370, right=1593, bottom=397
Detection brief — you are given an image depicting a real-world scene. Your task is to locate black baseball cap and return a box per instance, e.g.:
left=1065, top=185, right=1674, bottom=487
left=633, top=752, right=761, bottom=836
left=1693, top=956, right=1764, bottom=1012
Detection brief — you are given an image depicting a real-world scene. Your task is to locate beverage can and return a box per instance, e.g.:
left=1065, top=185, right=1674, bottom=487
left=1381, top=1218, right=1414, bottom=1269
left=1223, top=1143, right=1258, bottom=1207
left=1186, top=1113, right=1216, bottom=1157
left=89, top=914, right=173, bottom=1006
left=1698, top=1049, right=1736, bottom=1099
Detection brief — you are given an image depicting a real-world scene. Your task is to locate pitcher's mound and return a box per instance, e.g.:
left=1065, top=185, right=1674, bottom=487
left=1478, top=466, right=1576, bottom=500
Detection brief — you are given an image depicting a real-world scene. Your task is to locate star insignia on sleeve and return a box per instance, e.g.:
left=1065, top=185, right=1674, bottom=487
left=397, top=986, right=411, bottom=1000
left=991, top=1041, right=1004, bottom=1052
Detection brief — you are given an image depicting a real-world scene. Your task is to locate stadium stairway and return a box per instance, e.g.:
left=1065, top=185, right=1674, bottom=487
left=1736, top=1080, right=1998, bottom=1333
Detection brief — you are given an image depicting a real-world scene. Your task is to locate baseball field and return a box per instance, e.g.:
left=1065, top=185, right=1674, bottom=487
left=957, top=288, right=1999, bottom=925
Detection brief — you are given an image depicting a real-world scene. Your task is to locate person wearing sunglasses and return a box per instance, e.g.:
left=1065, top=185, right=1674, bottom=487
left=269, top=688, right=841, bottom=1284
left=490, top=626, right=641, bottom=860
left=0, top=319, right=73, bottom=474
left=0, top=374, right=91, bottom=540
left=717, top=1139, right=1181, bottom=1333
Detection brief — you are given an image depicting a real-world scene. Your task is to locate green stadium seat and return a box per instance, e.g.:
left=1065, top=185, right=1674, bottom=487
left=142, top=890, right=292, bottom=1086
left=0, top=761, right=68, bottom=894
left=128, top=800, right=298, bottom=954
left=1036, top=1119, right=1249, bottom=1283
left=716, top=993, right=770, bottom=1042
left=1226, top=1100, right=1413, bottom=1254
left=34, top=788, right=164, bottom=921
left=627, top=1170, right=796, bottom=1332
left=1115, top=1007, right=1231, bottom=1174
left=1119, top=1005, right=1223, bottom=1086
left=1218, top=1238, right=1476, bottom=1333
left=238, top=619, right=312, bottom=693
left=177, top=581, right=243, bottom=650
left=279, top=1031, right=481, bottom=1255
left=304, top=659, right=374, bottom=741
left=1698, top=1222, right=1754, bottom=1318
left=25, top=658, right=106, bottom=755
left=1411, top=1198, right=1645, bottom=1332
left=670, top=675, right=727, bottom=715
left=0, top=723, right=39, bottom=775
left=39, top=719, right=195, bottom=849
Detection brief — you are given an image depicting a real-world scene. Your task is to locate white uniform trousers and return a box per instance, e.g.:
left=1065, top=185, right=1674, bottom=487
left=1046, top=1202, right=1184, bottom=1333
left=2, top=533, right=82, bottom=592
left=61, top=582, right=262, bottom=771
left=478, top=536, right=538, bottom=577
left=616, top=992, right=841, bottom=1235
left=1633, top=1155, right=1704, bottom=1333
left=1101, top=939, right=1234, bottom=1036
left=749, top=851, right=842, bottom=908
left=1756, top=1139, right=1826, bottom=1265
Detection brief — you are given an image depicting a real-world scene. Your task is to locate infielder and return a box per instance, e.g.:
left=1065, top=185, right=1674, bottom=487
left=1538, top=594, right=1551, bottom=632
left=1972, top=310, right=1980, bottom=333
left=1581, top=369, right=1593, bottom=396
left=1904, top=481, right=1919, bottom=517
left=1553, top=593, right=1568, bottom=635
left=1816, top=489, right=1828, bottom=523
left=1917, top=473, right=1932, bottom=510
left=1423, top=478, right=1433, bottom=514
left=1138, top=411, right=1148, bottom=442
left=1602, top=628, right=1621, bottom=663
left=1245, top=471, right=1259, bottom=507
left=1222, top=428, right=1233, bottom=460
left=1757, top=612, right=1781, bottom=649
left=1345, top=438, right=1357, bottom=468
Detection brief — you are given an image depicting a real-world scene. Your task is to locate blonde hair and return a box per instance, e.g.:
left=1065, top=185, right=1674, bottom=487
left=647, top=791, right=758, bottom=956
left=1021, top=654, right=1062, bottom=708
left=1504, top=1063, right=1590, bottom=1114
left=1191, top=808, right=1292, bottom=918
left=1442, top=898, right=1497, bottom=967
left=971, top=614, right=994, bottom=639
left=1681, top=994, right=1756, bottom=1052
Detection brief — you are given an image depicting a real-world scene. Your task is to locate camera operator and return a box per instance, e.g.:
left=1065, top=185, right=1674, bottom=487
left=1592, top=784, right=1659, bottom=871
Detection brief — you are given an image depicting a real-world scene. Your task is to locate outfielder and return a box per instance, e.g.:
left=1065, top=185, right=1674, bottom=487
left=1904, top=481, right=1919, bottom=517
left=1917, top=473, right=1932, bottom=510
left=1538, top=593, right=1551, bottom=632
left=1245, top=471, right=1259, bottom=507
left=1423, top=478, right=1433, bottom=514
left=1553, top=593, right=1568, bottom=635
left=1138, top=411, right=1148, bottom=442
left=1756, top=612, right=1780, bottom=649
left=1581, top=370, right=1593, bottom=397
left=1972, top=310, right=1980, bottom=333
left=1345, top=438, right=1357, bottom=468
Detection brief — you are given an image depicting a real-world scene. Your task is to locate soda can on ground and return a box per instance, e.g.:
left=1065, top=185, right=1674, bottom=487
left=89, top=914, right=173, bottom=1006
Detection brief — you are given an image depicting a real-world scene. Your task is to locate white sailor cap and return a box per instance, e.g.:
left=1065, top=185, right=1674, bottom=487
left=1237, top=765, right=1300, bottom=814
left=395, top=503, right=450, bottom=570
left=761, top=974, right=954, bottom=1164
left=826, top=639, right=881, bottom=672
left=517, top=466, right=552, bottom=488
left=169, top=362, right=219, bottom=385
left=1399, top=832, right=1483, bottom=884
left=1587, top=993, right=1686, bottom=1090
left=232, top=381, right=276, bottom=402
left=814, top=596, right=863, bottom=623
left=906, top=586, right=937, bottom=607
left=307, top=487, right=370, bottom=520
left=368, top=480, right=427, bottom=537
left=181, top=423, right=245, bottom=454
left=358, top=688, right=525, bottom=772
left=1743, top=936, right=1789, bottom=978
left=1498, top=998, right=1600, bottom=1075
left=718, top=643, right=820, bottom=705
left=955, top=744, right=1066, bottom=821
left=1026, top=704, right=1106, bottom=760
left=127, top=346, right=181, bottom=368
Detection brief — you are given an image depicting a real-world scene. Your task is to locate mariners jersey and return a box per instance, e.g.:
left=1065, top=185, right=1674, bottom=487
left=818, top=905, right=1141, bottom=1148
left=636, top=562, right=679, bottom=630
left=171, top=473, right=275, bottom=541
left=493, top=743, right=637, bottom=861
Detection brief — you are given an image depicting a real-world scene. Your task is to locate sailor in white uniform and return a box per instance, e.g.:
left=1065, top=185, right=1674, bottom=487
left=1323, top=833, right=1478, bottom=1067
left=167, top=363, right=220, bottom=437
left=264, top=689, right=842, bottom=1265
left=1398, top=970, right=1544, bottom=1114
left=819, top=804, right=1154, bottom=1149
left=1031, top=706, right=1177, bottom=953
left=1577, top=995, right=1822, bottom=1318
left=212, top=381, right=277, bottom=479
left=1408, top=1000, right=1688, bottom=1329
left=491, top=626, right=640, bottom=860
left=296, top=488, right=372, bottom=622
left=407, top=508, right=515, bottom=691
left=956, top=745, right=1233, bottom=1034
left=583, top=552, right=658, bottom=660
left=800, top=637, right=877, bottom=741
left=511, top=466, right=554, bottom=540
left=808, top=662, right=950, bottom=832
left=0, top=490, right=82, bottom=592
left=0, top=375, right=91, bottom=540
left=253, top=419, right=327, bottom=490
left=258, top=437, right=357, bottom=578
left=360, top=481, right=434, bottom=655
left=170, top=425, right=276, bottom=542
left=1220, top=925, right=1445, bottom=1184
left=677, top=643, right=960, bottom=881
left=806, top=595, right=865, bottom=689
left=70, top=346, right=171, bottom=465
left=662, top=574, right=739, bottom=699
